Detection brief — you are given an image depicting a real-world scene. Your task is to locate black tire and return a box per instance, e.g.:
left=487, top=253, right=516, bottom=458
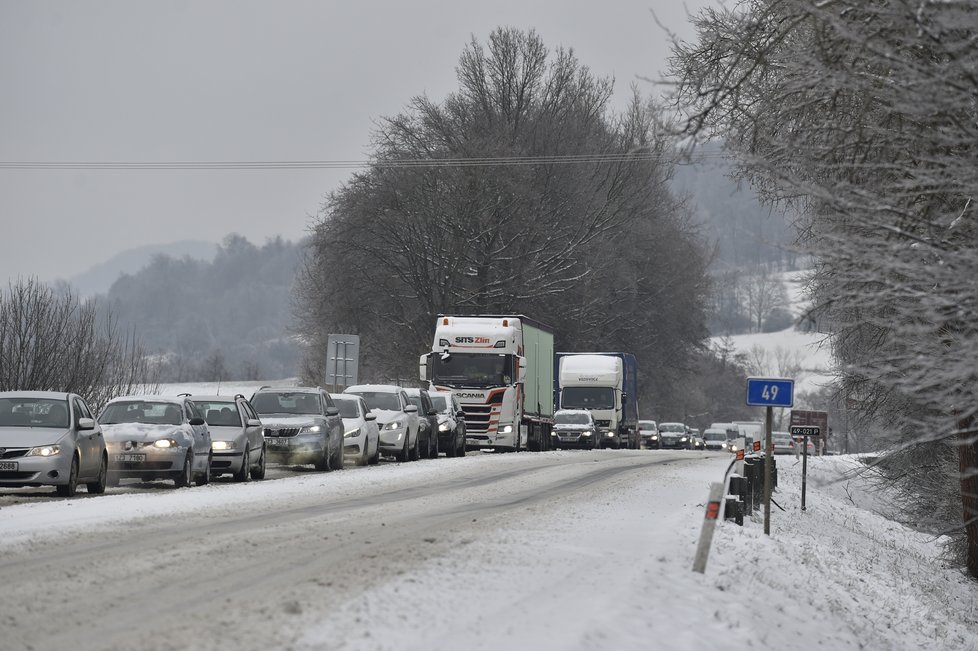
left=233, top=446, right=251, bottom=482
left=429, top=431, right=439, bottom=458
left=86, top=454, right=108, bottom=494
left=175, top=453, right=193, bottom=488
left=398, top=434, right=410, bottom=462
left=445, top=433, right=456, bottom=458
left=251, top=445, right=266, bottom=480
left=195, top=453, right=211, bottom=486
left=458, top=432, right=466, bottom=457
left=314, top=445, right=329, bottom=471
left=331, top=432, right=345, bottom=470
left=368, top=440, right=380, bottom=465
left=408, top=429, right=420, bottom=461
left=56, top=456, right=79, bottom=497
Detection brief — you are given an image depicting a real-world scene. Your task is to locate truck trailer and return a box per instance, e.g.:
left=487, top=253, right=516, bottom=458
left=420, top=315, right=554, bottom=452
left=554, top=352, right=640, bottom=449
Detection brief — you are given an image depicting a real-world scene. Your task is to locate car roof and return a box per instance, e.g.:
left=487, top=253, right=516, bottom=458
left=344, top=384, right=402, bottom=393
left=555, top=408, right=592, bottom=416
left=0, top=391, right=73, bottom=400
left=402, top=388, right=427, bottom=396
left=185, top=394, right=244, bottom=402
left=253, top=386, right=319, bottom=394
left=106, top=395, right=185, bottom=404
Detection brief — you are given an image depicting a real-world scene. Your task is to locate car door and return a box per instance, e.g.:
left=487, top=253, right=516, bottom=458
left=184, top=399, right=210, bottom=471
left=240, top=399, right=263, bottom=466
left=320, top=392, right=342, bottom=449
left=400, top=390, right=419, bottom=445
left=71, top=396, right=100, bottom=478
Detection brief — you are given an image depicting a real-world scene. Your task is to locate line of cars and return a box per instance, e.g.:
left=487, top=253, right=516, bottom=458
left=0, top=383, right=470, bottom=498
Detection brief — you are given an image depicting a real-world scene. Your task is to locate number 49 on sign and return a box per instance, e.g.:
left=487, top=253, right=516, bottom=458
left=746, top=378, right=794, bottom=408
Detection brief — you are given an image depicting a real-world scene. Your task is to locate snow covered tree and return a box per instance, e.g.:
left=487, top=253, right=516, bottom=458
left=668, top=0, right=978, bottom=576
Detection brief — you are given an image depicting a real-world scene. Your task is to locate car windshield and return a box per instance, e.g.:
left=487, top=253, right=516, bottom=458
left=349, top=391, right=401, bottom=412
left=196, top=402, right=241, bottom=427
left=252, top=392, right=320, bottom=415
left=333, top=399, right=360, bottom=419
left=638, top=421, right=656, bottom=430
left=429, top=395, right=449, bottom=412
left=704, top=431, right=727, bottom=441
left=555, top=412, right=591, bottom=425
left=99, top=401, right=183, bottom=426
left=659, top=423, right=685, bottom=433
left=561, top=387, right=615, bottom=410
left=0, top=397, right=70, bottom=428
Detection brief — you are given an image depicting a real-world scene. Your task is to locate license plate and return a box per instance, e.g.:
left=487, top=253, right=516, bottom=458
left=114, top=453, right=146, bottom=463
left=271, top=438, right=291, bottom=447
left=0, top=461, right=18, bottom=471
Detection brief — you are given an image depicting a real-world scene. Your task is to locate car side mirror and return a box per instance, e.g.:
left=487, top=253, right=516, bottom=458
left=404, top=404, right=418, bottom=413
left=365, top=413, right=376, bottom=421
left=77, top=417, right=95, bottom=431
left=326, top=407, right=339, bottom=417
left=246, top=418, right=261, bottom=427
left=189, top=417, right=205, bottom=426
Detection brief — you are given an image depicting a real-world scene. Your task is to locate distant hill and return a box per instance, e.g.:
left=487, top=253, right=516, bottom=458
left=69, top=240, right=219, bottom=297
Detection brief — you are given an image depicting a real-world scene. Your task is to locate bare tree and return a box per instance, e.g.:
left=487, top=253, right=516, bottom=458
left=668, top=0, right=978, bottom=576
left=0, top=278, right=155, bottom=412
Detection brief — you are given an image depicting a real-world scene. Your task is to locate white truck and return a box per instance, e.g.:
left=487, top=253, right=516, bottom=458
left=554, top=353, right=640, bottom=449
left=419, top=315, right=554, bottom=452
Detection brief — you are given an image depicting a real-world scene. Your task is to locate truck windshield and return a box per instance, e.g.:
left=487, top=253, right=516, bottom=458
left=431, top=353, right=513, bottom=388
left=561, top=387, right=615, bottom=410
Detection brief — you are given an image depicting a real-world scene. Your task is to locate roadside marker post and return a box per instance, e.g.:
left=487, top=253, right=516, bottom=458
left=790, top=410, right=827, bottom=512
left=692, top=482, right=724, bottom=574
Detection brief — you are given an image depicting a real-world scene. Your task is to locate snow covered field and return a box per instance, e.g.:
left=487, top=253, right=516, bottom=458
left=2, top=449, right=975, bottom=650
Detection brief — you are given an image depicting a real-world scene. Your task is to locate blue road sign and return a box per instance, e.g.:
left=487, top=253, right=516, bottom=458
left=746, top=377, right=794, bottom=407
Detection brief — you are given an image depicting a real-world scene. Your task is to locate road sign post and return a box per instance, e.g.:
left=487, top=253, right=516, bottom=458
left=789, top=410, right=828, bottom=512
left=746, top=378, right=793, bottom=536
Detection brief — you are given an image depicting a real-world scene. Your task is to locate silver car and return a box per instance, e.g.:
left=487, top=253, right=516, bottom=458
left=250, top=387, right=345, bottom=471
left=330, top=394, right=380, bottom=466
left=98, top=396, right=212, bottom=488
left=0, top=391, right=108, bottom=497
left=193, top=394, right=267, bottom=481
left=343, top=385, right=419, bottom=462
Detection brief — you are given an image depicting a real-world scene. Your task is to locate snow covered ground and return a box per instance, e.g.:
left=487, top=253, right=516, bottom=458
left=2, top=449, right=975, bottom=650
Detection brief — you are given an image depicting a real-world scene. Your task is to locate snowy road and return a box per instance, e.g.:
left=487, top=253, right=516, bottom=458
left=0, top=450, right=726, bottom=651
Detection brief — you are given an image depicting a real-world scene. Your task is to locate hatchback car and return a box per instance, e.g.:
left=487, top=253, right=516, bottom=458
left=702, top=428, right=730, bottom=451
left=192, top=394, right=266, bottom=481
left=343, top=385, right=419, bottom=462
left=638, top=420, right=659, bottom=449
left=99, top=395, right=212, bottom=487
left=330, top=393, right=380, bottom=466
left=427, top=390, right=466, bottom=457
left=250, top=387, right=344, bottom=471
left=551, top=409, right=597, bottom=449
left=657, top=422, right=690, bottom=449
left=0, top=391, right=108, bottom=497
left=772, top=431, right=795, bottom=455
left=404, top=388, right=439, bottom=458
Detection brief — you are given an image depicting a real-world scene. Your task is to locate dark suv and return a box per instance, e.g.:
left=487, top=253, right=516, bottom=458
left=249, top=387, right=344, bottom=471
left=404, top=388, right=439, bottom=458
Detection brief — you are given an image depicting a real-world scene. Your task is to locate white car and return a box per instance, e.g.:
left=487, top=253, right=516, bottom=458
left=330, top=394, right=381, bottom=466
left=551, top=408, right=597, bottom=450
left=343, top=385, right=419, bottom=462
left=99, top=395, right=212, bottom=488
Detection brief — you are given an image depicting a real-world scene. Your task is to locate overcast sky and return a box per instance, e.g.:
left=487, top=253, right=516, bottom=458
left=0, top=1, right=712, bottom=285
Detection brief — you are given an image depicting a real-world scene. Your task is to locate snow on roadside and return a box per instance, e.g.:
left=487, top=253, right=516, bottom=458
left=291, top=453, right=978, bottom=651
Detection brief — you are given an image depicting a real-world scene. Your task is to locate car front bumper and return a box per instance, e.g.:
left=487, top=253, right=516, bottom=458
left=0, top=450, right=75, bottom=487
left=107, top=445, right=189, bottom=479
left=264, top=434, right=325, bottom=464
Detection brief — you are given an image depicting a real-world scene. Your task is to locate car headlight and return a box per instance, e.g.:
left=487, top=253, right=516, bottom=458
left=499, top=424, right=513, bottom=434
left=582, top=430, right=593, bottom=437
left=344, top=427, right=360, bottom=438
left=212, top=440, right=235, bottom=451
left=385, top=421, right=402, bottom=431
left=438, top=422, right=451, bottom=432
left=605, top=431, right=615, bottom=438
left=27, top=445, right=61, bottom=457
left=153, top=439, right=180, bottom=448
left=651, top=435, right=658, bottom=440
left=681, top=436, right=688, bottom=442
left=299, top=425, right=322, bottom=434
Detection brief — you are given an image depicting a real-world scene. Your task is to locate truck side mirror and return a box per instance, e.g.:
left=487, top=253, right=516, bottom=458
left=621, top=392, right=627, bottom=405
left=517, top=356, right=527, bottom=384
left=419, top=354, right=428, bottom=382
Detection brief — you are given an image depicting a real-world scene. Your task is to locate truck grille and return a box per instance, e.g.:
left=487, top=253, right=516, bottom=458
left=461, top=405, right=492, bottom=434
left=264, top=427, right=300, bottom=437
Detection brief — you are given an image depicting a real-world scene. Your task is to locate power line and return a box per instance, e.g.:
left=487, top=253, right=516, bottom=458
left=0, top=150, right=729, bottom=171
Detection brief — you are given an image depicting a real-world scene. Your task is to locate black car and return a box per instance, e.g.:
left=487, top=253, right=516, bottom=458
left=250, top=387, right=345, bottom=471
left=404, top=388, right=439, bottom=458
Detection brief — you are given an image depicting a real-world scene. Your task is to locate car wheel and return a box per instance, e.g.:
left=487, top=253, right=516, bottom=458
left=233, top=446, right=251, bottom=482
left=397, top=434, right=410, bottom=462
left=195, top=453, right=211, bottom=486
left=86, top=454, right=108, bottom=494
left=331, top=432, right=345, bottom=470
left=56, top=455, right=79, bottom=497
left=458, top=431, right=466, bottom=457
left=314, top=444, right=329, bottom=471
left=430, top=431, right=439, bottom=458
left=445, top=433, right=456, bottom=458
left=251, top=445, right=266, bottom=480
left=175, top=452, right=193, bottom=488
left=409, top=430, right=420, bottom=461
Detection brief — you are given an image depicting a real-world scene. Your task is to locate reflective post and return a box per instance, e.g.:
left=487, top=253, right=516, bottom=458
left=763, top=405, right=773, bottom=535
left=801, top=435, right=809, bottom=511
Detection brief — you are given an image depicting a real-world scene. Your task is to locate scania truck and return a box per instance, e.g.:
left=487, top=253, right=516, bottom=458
left=420, top=315, right=554, bottom=452
left=554, top=352, right=640, bottom=449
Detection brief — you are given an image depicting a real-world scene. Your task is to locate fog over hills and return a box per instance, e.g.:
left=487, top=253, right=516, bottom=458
left=68, top=240, right=219, bottom=297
